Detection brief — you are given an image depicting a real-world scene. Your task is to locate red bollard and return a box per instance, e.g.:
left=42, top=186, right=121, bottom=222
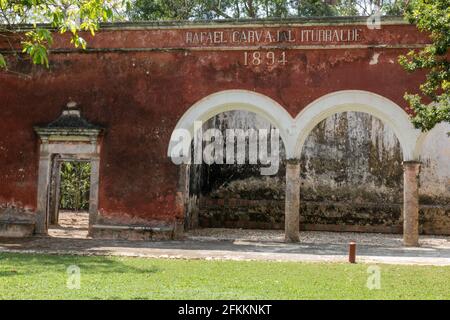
left=349, top=241, right=356, bottom=264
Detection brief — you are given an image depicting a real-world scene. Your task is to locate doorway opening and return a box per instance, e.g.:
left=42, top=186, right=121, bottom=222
left=183, top=110, right=287, bottom=231
left=47, top=158, right=92, bottom=239
left=34, top=100, right=102, bottom=236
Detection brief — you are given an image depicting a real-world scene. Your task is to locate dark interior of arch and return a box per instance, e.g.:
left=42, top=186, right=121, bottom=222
left=185, top=110, right=405, bottom=233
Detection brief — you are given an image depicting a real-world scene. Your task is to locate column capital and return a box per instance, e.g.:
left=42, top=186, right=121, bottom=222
left=402, top=160, right=421, bottom=165
left=285, top=158, right=301, bottom=165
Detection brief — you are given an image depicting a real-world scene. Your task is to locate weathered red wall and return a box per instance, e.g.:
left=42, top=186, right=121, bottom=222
left=0, top=19, right=429, bottom=226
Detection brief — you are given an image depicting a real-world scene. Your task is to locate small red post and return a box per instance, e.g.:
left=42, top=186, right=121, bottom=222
left=349, top=241, right=356, bottom=264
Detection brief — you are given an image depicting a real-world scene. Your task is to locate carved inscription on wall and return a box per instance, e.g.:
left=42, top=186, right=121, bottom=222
left=184, top=28, right=363, bottom=67
left=185, top=28, right=362, bottom=45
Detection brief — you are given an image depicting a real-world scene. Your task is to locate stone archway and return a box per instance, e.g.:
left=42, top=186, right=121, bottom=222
left=285, top=90, right=426, bottom=246
left=292, top=90, right=424, bottom=161
left=168, top=89, right=295, bottom=158
left=168, top=90, right=294, bottom=237
left=168, top=90, right=427, bottom=247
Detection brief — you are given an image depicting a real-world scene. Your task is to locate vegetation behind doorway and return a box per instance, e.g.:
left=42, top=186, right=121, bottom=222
left=59, top=162, right=91, bottom=211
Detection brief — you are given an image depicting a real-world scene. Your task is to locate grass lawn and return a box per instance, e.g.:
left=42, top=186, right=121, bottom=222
left=0, top=252, right=449, bottom=299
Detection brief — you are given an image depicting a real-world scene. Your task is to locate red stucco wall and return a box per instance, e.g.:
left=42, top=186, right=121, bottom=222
left=0, top=19, right=429, bottom=226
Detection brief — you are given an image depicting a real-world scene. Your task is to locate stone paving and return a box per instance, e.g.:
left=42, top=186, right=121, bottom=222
left=1, top=215, right=450, bottom=265
left=188, top=228, right=450, bottom=248
left=48, top=211, right=89, bottom=239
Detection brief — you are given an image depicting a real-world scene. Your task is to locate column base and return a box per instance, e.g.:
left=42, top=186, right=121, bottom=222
left=403, top=240, right=420, bottom=247
left=285, top=234, right=300, bottom=243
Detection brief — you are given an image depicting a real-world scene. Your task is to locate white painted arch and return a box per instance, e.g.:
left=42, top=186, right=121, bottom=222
left=291, top=90, right=425, bottom=161
left=167, top=89, right=296, bottom=157
left=168, top=89, right=425, bottom=161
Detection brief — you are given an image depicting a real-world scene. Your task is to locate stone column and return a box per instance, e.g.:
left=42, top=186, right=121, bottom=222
left=174, top=164, right=189, bottom=239
left=285, top=159, right=301, bottom=243
left=49, top=159, right=62, bottom=225
left=35, top=142, right=51, bottom=235
left=403, top=161, right=421, bottom=247
left=88, top=156, right=101, bottom=232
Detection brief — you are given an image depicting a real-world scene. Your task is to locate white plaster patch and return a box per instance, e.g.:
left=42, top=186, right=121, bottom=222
left=369, top=53, right=380, bottom=65
left=419, top=122, right=450, bottom=197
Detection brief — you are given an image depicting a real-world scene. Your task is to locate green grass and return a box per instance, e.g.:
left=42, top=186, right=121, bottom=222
left=0, top=252, right=449, bottom=299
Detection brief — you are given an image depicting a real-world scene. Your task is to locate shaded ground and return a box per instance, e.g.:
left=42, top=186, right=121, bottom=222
left=1, top=224, right=450, bottom=265
left=188, top=228, right=450, bottom=247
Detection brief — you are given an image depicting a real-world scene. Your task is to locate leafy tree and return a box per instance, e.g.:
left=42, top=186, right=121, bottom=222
left=398, top=0, right=450, bottom=131
left=60, top=161, right=91, bottom=211
left=382, top=0, right=408, bottom=15
left=127, top=0, right=340, bottom=20
left=348, top=0, right=408, bottom=15
left=292, top=0, right=338, bottom=17
left=127, top=0, right=211, bottom=20
left=0, top=0, right=126, bottom=70
left=126, top=0, right=409, bottom=21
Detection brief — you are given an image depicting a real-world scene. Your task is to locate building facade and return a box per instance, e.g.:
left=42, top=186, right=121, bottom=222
left=0, top=16, right=449, bottom=245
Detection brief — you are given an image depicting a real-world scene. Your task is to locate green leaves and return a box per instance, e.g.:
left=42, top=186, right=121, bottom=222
left=127, top=0, right=408, bottom=21
left=60, top=161, right=91, bottom=211
left=398, top=0, right=450, bottom=131
left=127, top=0, right=343, bottom=21
left=1, top=0, right=126, bottom=69
left=22, top=28, right=53, bottom=67
left=404, top=93, right=450, bottom=131
left=0, top=53, right=6, bottom=69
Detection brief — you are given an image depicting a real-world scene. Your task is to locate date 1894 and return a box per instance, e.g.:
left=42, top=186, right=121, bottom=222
left=244, top=51, right=287, bottom=66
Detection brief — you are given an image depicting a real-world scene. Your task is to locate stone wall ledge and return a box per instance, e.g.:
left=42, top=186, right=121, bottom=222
left=90, top=224, right=174, bottom=241
left=91, top=224, right=172, bottom=232
left=200, top=197, right=405, bottom=208
left=198, top=197, right=450, bottom=236
left=200, top=197, right=450, bottom=209
left=0, top=221, right=35, bottom=238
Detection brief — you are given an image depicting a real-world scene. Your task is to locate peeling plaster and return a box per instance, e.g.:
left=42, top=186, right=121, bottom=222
left=369, top=53, right=380, bottom=65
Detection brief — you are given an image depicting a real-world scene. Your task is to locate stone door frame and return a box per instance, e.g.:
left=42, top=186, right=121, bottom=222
left=35, top=139, right=101, bottom=235
left=47, top=155, right=94, bottom=227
